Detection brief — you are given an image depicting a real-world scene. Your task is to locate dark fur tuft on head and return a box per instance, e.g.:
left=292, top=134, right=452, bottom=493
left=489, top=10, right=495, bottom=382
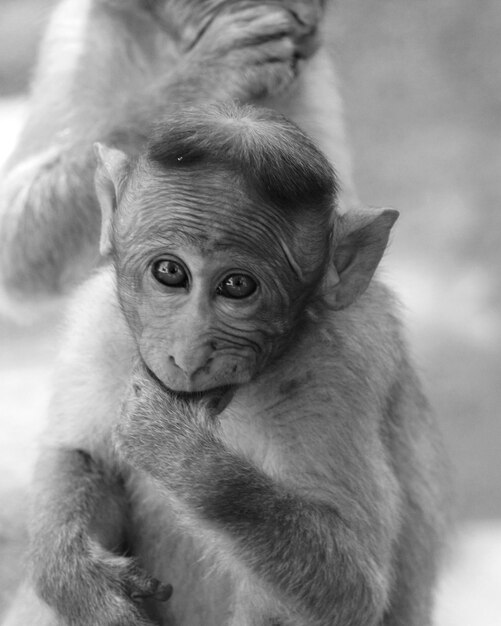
left=146, top=103, right=338, bottom=215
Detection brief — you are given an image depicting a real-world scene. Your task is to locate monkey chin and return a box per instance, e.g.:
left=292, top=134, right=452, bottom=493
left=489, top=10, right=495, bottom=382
left=142, top=362, right=236, bottom=416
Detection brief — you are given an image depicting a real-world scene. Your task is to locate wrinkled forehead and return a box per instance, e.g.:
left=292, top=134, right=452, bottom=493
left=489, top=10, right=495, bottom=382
left=115, top=165, right=296, bottom=259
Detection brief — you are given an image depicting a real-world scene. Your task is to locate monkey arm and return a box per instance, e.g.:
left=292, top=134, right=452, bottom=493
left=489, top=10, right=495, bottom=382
left=116, top=371, right=391, bottom=626
left=31, top=448, right=128, bottom=559
left=186, top=451, right=387, bottom=626
left=29, top=446, right=170, bottom=625
left=0, top=0, right=155, bottom=308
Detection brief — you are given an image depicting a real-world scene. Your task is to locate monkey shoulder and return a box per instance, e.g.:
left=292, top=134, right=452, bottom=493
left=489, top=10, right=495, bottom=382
left=231, top=280, right=409, bottom=422
left=44, top=268, right=135, bottom=455
left=300, top=280, right=407, bottom=397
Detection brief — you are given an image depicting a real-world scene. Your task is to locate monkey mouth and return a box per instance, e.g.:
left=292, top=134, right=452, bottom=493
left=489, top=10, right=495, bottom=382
left=143, top=363, right=235, bottom=414
left=164, top=384, right=236, bottom=416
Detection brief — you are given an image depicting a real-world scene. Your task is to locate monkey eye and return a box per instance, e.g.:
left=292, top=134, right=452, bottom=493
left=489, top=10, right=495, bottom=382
left=152, top=259, right=188, bottom=288
left=216, top=274, right=257, bottom=299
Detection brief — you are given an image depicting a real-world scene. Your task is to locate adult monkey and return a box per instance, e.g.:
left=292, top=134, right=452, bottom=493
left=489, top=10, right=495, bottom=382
left=0, top=0, right=355, bottom=314
left=2, top=103, right=446, bottom=626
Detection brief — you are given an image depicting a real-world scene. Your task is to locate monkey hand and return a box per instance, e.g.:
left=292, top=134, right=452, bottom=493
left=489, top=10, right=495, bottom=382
left=183, top=2, right=321, bottom=99
left=36, top=538, right=172, bottom=626
left=114, top=364, right=215, bottom=491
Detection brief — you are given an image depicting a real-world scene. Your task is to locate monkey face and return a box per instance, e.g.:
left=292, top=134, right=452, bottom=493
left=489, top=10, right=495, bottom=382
left=124, top=248, right=285, bottom=392
left=94, top=105, right=339, bottom=396
left=113, top=169, right=316, bottom=394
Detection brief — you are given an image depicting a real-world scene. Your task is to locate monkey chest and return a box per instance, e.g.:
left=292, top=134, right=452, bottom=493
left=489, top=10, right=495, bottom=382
left=127, top=472, right=235, bottom=625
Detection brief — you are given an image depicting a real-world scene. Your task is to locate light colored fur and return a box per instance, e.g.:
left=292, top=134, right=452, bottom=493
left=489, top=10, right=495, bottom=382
left=3, top=267, right=447, bottom=625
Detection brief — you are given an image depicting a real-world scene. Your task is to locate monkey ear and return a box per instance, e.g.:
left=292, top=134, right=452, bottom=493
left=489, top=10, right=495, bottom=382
left=329, top=207, right=399, bottom=310
left=94, top=143, right=129, bottom=257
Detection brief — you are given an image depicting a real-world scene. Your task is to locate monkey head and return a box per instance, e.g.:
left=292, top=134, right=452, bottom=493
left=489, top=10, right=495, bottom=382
left=94, top=103, right=397, bottom=396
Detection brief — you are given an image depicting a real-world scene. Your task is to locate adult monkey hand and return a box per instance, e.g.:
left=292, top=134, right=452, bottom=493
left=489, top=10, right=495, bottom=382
left=132, top=1, right=322, bottom=117
left=152, top=0, right=325, bottom=56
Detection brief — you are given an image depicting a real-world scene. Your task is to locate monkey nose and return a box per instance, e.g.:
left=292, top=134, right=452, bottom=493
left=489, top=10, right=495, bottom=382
left=168, top=348, right=213, bottom=381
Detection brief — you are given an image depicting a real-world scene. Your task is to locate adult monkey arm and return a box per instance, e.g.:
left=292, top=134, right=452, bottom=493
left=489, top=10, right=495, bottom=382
left=0, top=0, right=330, bottom=314
left=116, top=365, right=394, bottom=626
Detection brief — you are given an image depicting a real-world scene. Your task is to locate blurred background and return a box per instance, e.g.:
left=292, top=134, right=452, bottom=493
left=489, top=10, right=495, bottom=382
left=0, top=0, right=500, bottom=623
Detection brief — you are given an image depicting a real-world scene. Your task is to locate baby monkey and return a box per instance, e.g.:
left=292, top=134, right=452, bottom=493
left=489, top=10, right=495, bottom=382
left=7, top=103, right=447, bottom=626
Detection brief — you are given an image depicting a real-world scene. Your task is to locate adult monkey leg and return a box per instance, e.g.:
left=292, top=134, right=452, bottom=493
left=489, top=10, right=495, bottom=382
left=0, top=0, right=355, bottom=315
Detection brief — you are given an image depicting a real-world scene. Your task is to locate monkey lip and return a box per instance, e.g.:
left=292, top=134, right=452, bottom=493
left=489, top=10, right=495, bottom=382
left=164, top=384, right=235, bottom=415
left=168, top=385, right=233, bottom=404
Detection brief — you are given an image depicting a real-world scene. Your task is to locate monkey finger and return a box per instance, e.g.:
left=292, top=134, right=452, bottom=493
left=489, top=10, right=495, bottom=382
left=201, top=5, right=293, bottom=54
left=255, top=2, right=320, bottom=58
left=290, top=22, right=320, bottom=60
left=153, top=583, right=174, bottom=602
left=286, top=0, right=323, bottom=28
left=123, top=563, right=173, bottom=603
left=130, top=582, right=173, bottom=603
left=290, top=52, right=301, bottom=78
